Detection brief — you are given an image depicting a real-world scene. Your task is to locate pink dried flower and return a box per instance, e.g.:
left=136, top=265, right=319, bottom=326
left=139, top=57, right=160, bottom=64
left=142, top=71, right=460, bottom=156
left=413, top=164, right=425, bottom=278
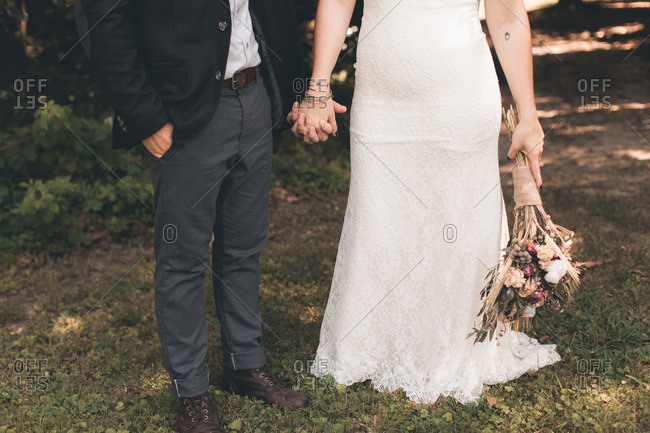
left=503, top=267, right=526, bottom=289
left=527, top=291, right=546, bottom=307
left=518, top=278, right=537, bottom=297
left=526, top=242, right=538, bottom=254
left=521, top=264, right=534, bottom=277
left=536, top=244, right=556, bottom=262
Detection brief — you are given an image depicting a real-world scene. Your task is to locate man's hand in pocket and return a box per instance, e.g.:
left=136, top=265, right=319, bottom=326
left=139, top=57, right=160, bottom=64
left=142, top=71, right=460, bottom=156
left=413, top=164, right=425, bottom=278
left=143, top=123, right=174, bottom=158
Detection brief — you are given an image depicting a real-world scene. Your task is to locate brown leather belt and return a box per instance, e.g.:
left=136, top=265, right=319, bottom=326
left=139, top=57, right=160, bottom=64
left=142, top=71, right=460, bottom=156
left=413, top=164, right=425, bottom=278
left=222, top=67, right=256, bottom=90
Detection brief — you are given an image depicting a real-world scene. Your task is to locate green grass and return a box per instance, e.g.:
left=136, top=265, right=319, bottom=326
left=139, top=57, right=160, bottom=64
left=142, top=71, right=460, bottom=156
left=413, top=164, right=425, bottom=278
left=2, top=4, right=650, bottom=430
left=0, top=178, right=647, bottom=432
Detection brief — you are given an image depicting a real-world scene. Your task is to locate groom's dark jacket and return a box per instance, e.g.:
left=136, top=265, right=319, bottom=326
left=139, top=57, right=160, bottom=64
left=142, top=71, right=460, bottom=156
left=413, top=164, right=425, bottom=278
left=76, top=0, right=304, bottom=150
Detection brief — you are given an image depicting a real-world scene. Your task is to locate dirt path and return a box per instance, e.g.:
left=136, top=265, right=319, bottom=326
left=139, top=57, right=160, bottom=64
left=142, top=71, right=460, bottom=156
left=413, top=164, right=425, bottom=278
left=494, top=3, right=650, bottom=197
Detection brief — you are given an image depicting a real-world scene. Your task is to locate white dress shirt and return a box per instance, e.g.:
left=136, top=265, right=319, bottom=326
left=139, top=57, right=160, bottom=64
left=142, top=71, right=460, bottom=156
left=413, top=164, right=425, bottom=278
left=224, top=0, right=261, bottom=79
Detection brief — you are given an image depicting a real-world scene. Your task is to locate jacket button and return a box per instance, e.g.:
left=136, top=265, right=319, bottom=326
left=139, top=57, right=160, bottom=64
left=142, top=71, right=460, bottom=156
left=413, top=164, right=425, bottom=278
left=116, top=115, right=128, bottom=132
left=218, top=21, right=228, bottom=31
left=215, top=71, right=222, bottom=80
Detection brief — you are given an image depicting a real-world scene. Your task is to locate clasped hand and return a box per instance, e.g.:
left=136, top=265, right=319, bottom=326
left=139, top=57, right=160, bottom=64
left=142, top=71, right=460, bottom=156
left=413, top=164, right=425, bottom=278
left=287, top=95, right=347, bottom=144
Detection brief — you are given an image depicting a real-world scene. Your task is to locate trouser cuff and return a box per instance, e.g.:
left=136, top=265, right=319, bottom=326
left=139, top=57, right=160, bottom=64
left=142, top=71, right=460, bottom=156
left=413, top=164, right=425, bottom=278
left=223, top=348, right=267, bottom=371
left=173, top=364, right=210, bottom=397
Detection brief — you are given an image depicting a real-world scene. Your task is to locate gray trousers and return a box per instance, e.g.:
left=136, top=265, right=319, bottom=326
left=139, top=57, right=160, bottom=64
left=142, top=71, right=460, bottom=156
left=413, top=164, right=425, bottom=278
left=149, top=70, right=273, bottom=398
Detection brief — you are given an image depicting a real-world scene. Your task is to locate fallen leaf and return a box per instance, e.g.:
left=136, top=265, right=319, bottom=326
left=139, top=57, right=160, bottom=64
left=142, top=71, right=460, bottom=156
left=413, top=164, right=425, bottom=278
left=270, top=187, right=298, bottom=203
left=228, top=419, right=243, bottom=430
left=92, top=230, right=109, bottom=241
left=16, top=254, right=31, bottom=264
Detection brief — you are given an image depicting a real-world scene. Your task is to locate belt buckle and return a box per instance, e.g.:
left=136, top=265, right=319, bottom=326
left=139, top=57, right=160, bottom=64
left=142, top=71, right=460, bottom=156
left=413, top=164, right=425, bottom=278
left=231, top=73, right=239, bottom=90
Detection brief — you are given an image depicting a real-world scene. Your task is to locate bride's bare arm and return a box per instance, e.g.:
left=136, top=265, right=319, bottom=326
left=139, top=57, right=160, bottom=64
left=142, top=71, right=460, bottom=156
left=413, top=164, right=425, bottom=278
left=312, top=0, right=357, bottom=85
left=293, top=0, right=356, bottom=143
left=485, top=0, right=544, bottom=188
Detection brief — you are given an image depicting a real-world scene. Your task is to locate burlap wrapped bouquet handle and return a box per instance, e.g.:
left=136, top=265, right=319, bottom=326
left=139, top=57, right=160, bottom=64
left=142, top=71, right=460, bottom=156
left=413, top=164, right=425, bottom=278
left=512, top=164, right=542, bottom=208
left=503, top=105, right=542, bottom=208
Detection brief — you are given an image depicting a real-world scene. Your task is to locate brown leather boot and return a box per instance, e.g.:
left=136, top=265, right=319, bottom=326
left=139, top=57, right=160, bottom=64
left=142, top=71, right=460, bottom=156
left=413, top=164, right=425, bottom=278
left=177, top=392, right=222, bottom=433
left=222, top=365, right=308, bottom=409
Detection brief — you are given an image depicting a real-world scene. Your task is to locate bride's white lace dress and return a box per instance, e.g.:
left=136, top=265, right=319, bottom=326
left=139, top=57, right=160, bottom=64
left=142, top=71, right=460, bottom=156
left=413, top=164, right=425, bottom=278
left=311, top=0, right=561, bottom=404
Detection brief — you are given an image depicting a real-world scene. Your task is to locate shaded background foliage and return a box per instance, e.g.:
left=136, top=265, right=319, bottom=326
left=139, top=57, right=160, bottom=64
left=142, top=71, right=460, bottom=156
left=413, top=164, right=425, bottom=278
left=0, top=0, right=641, bottom=254
left=0, top=0, right=362, bottom=253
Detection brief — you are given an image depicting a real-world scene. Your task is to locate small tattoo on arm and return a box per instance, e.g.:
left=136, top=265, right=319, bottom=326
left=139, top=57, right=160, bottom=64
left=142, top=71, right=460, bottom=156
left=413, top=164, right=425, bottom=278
left=505, top=32, right=511, bottom=41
